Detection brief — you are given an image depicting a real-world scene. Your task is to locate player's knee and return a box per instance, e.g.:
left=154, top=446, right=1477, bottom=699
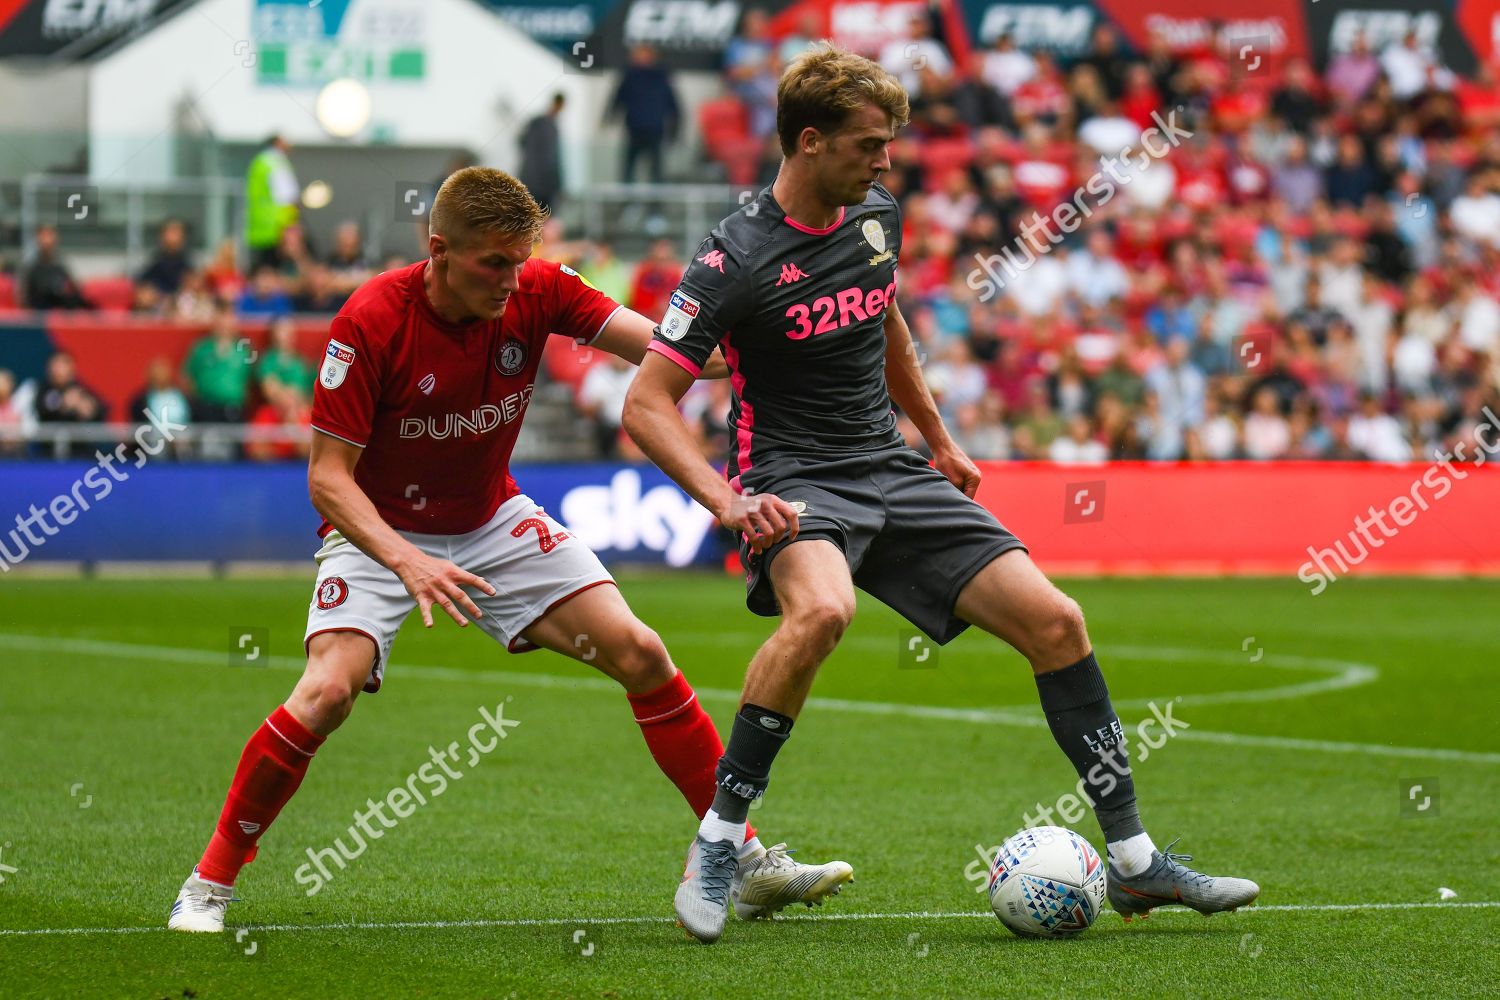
left=289, top=665, right=362, bottom=733
left=788, top=596, right=855, bottom=651
left=607, top=624, right=674, bottom=691
left=1034, top=594, right=1088, bottom=662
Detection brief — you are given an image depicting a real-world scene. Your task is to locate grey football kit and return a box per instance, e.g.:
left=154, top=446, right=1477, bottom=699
left=649, top=184, right=1024, bottom=642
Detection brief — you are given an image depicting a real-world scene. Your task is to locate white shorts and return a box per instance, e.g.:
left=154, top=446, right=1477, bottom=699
left=303, top=493, right=615, bottom=692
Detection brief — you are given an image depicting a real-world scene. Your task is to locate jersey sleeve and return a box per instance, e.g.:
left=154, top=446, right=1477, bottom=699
left=648, top=236, right=750, bottom=378
left=547, top=261, right=624, bottom=346
left=310, top=314, right=382, bottom=448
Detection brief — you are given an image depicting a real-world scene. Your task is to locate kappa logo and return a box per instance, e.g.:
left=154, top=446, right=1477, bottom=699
left=316, top=576, right=349, bottom=610
left=697, top=249, right=727, bottom=273
left=776, top=262, right=809, bottom=286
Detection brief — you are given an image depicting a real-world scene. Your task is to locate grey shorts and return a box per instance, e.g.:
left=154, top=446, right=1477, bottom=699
left=739, top=448, right=1027, bottom=644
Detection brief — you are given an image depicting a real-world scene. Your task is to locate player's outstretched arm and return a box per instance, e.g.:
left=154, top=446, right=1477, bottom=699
left=308, top=432, right=496, bottom=627
left=623, top=353, right=796, bottom=551
left=883, top=301, right=982, bottom=498
left=592, top=307, right=729, bottom=377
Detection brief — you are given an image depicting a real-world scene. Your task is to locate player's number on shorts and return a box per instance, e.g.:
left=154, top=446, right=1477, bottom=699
left=511, top=516, right=568, bottom=554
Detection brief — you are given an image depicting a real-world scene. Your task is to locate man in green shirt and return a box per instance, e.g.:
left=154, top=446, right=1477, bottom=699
left=245, top=134, right=300, bottom=270
left=256, top=317, right=313, bottom=394
left=183, top=306, right=255, bottom=421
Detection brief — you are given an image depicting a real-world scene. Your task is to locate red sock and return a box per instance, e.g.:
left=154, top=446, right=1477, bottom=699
left=628, top=671, right=757, bottom=844
left=196, top=705, right=325, bottom=886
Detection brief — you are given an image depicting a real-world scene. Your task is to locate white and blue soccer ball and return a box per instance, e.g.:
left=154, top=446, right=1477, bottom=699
left=987, top=826, right=1106, bottom=938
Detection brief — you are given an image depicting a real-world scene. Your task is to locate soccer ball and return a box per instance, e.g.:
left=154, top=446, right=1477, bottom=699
left=987, top=826, right=1106, bottom=938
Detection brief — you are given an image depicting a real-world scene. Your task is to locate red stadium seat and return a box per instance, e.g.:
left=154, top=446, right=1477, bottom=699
left=81, top=276, right=136, bottom=313
left=698, top=96, right=749, bottom=161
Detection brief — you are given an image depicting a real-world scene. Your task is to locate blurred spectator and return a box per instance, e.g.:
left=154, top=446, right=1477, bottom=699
left=246, top=377, right=312, bottom=462
left=324, top=221, right=374, bottom=294
left=724, top=10, right=779, bottom=139
left=183, top=307, right=254, bottom=422
left=237, top=264, right=293, bottom=318
left=257, top=318, right=313, bottom=393
left=1078, top=23, right=1129, bottom=100
left=204, top=238, right=244, bottom=302
left=879, top=8, right=952, bottom=98
left=244, top=134, right=300, bottom=269
left=1449, top=174, right=1500, bottom=251
left=134, top=219, right=194, bottom=310
left=609, top=45, right=680, bottom=184
left=1381, top=29, right=1452, bottom=102
left=518, top=92, right=566, bottom=211
left=293, top=264, right=348, bottom=313
left=1347, top=392, right=1412, bottom=461
left=577, top=241, right=632, bottom=305
left=1243, top=387, right=1292, bottom=459
left=20, top=225, right=91, bottom=310
left=981, top=33, right=1035, bottom=97
left=578, top=354, right=634, bottom=458
left=1455, top=275, right=1500, bottom=355
left=36, top=352, right=102, bottom=424
left=1327, top=33, right=1381, bottom=105
left=1050, top=414, right=1108, bottom=463
left=0, top=369, right=27, bottom=456
left=628, top=239, right=682, bottom=322
left=129, top=358, right=192, bottom=459
left=1144, top=337, right=1207, bottom=431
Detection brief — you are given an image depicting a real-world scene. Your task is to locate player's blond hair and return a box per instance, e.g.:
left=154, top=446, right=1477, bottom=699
left=776, top=43, right=910, bottom=156
left=429, top=167, right=548, bottom=248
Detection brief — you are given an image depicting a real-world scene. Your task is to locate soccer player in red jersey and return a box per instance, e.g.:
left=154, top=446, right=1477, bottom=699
left=168, top=168, right=851, bottom=932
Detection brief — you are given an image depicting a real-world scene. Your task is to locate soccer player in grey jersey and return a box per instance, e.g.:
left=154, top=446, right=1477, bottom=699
left=626, top=45, right=1259, bottom=944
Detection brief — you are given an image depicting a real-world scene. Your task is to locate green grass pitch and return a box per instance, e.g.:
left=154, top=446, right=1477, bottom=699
left=1, top=572, right=1496, bottom=998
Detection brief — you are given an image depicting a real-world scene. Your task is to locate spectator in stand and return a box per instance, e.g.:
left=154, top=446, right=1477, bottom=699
left=1449, top=173, right=1500, bottom=251
left=1243, top=386, right=1292, bottom=459
left=518, top=92, right=566, bottom=211
left=724, top=9, right=779, bottom=139
left=292, top=263, right=348, bottom=313
left=324, top=221, right=373, bottom=295
left=577, top=353, right=635, bottom=458
left=609, top=45, right=679, bottom=184
left=1455, top=274, right=1500, bottom=356
left=981, top=33, right=1035, bottom=98
left=134, top=219, right=194, bottom=311
left=129, top=358, right=193, bottom=459
left=236, top=264, right=293, bottom=318
left=1347, top=391, right=1412, bottom=461
left=0, top=369, right=27, bottom=457
left=244, top=134, right=300, bottom=269
left=1050, top=413, right=1108, bottom=463
left=246, top=377, right=312, bottom=462
left=256, top=317, right=313, bottom=394
left=203, top=238, right=243, bottom=303
left=577, top=241, right=632, bottom=306
left=627, top=238, right=682, bottom=322
left=1327, top=32, right=1381, bottom=105
left=20, top=225, right=91, bottom=311
left=1270, top=58, right=1324, bottom=135
left=36, top=352, right=103, bottom=457
left=1144, top=337, right=1207, bottom=432
left=1381, top=28, right=1452, bottom=102
left=182, top=306, right=254, bottom=422
left=879, top=7, right=952, bottom=99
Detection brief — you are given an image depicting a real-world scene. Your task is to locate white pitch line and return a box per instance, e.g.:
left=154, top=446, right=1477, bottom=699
left=2, top=634, right=1497, bottom=765
left=3, top=901, right=1497, bottom=938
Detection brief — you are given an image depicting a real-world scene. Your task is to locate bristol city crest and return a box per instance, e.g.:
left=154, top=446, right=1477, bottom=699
left=496, top=338, right=528, bottom=376
left=316, top=576, right=349, bottom=610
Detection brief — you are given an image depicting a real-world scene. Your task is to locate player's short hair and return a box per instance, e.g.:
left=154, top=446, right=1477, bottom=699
left=776, top=43, right=910, bottom=156
left=429, top=167, right=548, bottom=249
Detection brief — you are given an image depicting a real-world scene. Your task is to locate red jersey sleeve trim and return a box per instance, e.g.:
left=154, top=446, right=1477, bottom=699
left=586, top=304, right=625, bottom=346
left=311, top=425, right=368, bottom=448
left=647, top=340, right=703, bottom=377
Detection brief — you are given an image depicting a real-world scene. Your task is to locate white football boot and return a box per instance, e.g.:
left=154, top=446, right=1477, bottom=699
left=168, top=871, right=235, bottom=932
left=732, top=842, right=854, bottom=920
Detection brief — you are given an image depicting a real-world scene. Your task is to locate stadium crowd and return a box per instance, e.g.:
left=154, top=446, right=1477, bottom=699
left=4, top=21, right=1500, bottom=464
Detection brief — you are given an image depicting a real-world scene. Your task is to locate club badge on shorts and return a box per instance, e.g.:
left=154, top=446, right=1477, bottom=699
left=320, top=341, right=356, bottom=389
left=496, top=338, right=528, bottom=375
left=316, top=576, right=349, bottom=610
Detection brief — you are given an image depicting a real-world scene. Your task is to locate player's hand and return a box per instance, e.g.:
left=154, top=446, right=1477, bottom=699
left=395, top=551, right=498, bottom=628
left=934, top=445, right=982, bottom=498
left=719, top=490, right=799, bottom=553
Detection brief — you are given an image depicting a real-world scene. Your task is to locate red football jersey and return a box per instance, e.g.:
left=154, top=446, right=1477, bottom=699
left=311, top=259, right=621, bottom=535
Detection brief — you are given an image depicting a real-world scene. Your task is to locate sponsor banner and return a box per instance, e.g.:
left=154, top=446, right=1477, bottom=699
left=3, top=461, right=1498, bottom=574
left=1097, top=0, right=1308, bottom=61
left=963, top=0, right=1107, bottom=56
left=0, top=0, right=195, bottom=59
left=1306, top=0, right=1477, bottom=75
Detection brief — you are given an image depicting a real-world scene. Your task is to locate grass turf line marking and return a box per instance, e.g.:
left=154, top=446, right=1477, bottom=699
left=4, top=633, right=1498, bottom=766
left=3, top=901, right=1497, bottom=937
